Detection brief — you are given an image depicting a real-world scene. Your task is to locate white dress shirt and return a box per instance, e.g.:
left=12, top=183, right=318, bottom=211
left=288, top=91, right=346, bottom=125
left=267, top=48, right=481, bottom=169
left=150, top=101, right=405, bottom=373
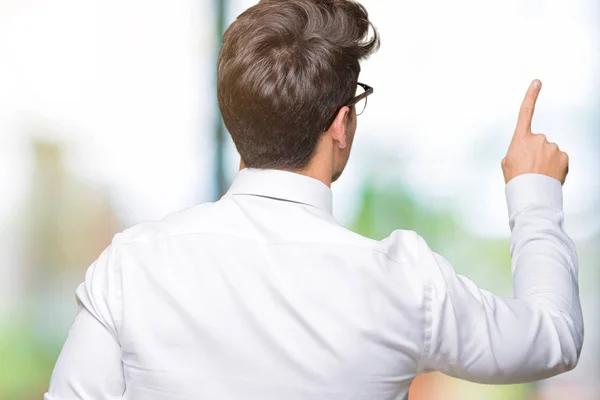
left=45, top=168, right=583, bottom=400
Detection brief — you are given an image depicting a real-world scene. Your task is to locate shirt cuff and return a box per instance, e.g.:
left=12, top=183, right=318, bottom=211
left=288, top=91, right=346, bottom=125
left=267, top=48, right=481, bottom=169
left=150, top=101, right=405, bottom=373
left=505, top=173, right=563, bottom=216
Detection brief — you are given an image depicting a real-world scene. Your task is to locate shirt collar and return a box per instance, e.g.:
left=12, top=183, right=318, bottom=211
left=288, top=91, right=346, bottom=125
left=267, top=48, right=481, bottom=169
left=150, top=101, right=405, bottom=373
left=225, top=168, right=333, bottom=214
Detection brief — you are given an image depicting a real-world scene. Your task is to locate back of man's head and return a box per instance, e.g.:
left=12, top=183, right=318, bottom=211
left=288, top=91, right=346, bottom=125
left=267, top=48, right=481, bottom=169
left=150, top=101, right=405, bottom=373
left=218, top=0, right=379, bottom=170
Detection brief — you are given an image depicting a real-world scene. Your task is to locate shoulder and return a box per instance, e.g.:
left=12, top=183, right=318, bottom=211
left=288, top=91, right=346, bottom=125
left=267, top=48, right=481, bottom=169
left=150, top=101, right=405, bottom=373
left=294, top=222, right=432, bottom=268
left=374, top=229, right=426, bottom=265
left=118, top=202, right=222, bottom=245
left=370, top=229, right=447, bottom=296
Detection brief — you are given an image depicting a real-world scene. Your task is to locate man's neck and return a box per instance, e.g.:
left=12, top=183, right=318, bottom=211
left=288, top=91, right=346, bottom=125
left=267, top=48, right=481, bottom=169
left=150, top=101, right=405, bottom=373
left=238, top=160, right=332, bottom=188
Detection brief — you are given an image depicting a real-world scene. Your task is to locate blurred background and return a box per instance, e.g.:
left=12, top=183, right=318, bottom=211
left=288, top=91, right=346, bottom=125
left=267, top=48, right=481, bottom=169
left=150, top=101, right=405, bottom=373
left=0, top=0, right=598, bottom=398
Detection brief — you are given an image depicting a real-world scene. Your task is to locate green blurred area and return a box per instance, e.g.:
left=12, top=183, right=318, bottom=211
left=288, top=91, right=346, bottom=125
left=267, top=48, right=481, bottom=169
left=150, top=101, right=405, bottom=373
left=0, top=316, right=63, bottom=398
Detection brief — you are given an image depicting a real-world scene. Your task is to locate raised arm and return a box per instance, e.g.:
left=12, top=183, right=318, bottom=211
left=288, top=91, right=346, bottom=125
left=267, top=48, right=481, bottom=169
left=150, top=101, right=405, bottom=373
left=416, top=80, right=583, bottom=383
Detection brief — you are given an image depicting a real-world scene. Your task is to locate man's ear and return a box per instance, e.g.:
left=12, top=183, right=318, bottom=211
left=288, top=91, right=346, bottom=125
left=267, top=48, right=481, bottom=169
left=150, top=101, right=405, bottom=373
left=328, top=106, right=350, bottom=149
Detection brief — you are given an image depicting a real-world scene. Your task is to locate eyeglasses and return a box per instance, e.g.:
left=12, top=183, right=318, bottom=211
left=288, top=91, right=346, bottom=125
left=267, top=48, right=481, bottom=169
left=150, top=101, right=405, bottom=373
left=323, top=82, right=374, bottom=131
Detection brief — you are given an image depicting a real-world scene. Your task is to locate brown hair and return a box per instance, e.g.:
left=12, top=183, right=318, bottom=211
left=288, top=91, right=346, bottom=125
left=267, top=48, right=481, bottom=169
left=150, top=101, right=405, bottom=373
left=217, top=0, right=379, bottom=170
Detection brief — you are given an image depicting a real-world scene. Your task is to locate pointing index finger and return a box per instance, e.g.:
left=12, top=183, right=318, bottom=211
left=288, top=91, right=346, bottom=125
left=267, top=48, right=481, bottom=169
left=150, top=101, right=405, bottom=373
left=516, top=79, right=542, bottom=134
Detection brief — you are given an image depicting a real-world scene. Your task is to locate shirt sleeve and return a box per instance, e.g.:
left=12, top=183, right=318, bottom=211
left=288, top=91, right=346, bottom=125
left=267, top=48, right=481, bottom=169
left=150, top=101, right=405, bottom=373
left=45, top=234, right=126, bottom=399
left=417, top=174, right=584, bottom=384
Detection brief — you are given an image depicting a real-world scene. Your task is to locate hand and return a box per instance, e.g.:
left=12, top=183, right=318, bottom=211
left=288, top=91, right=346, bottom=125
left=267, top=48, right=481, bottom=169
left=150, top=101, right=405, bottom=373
left=502, top=80, right=569, bottom=185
